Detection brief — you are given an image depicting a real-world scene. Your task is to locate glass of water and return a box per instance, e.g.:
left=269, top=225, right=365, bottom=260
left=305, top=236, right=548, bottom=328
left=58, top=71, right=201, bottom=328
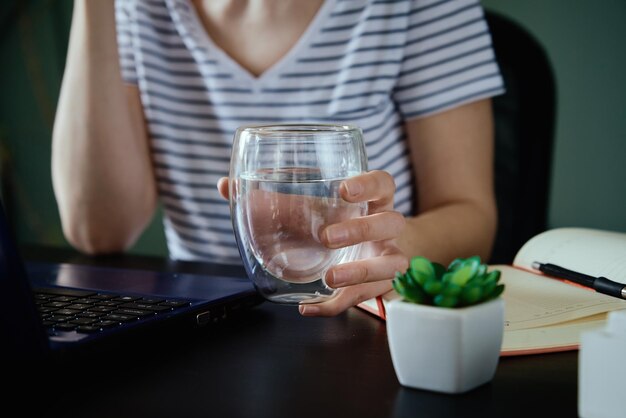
left=229, top=124, right=368, bottom=305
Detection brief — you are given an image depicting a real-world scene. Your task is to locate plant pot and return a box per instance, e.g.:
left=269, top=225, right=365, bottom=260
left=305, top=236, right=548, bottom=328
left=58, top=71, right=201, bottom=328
left=386, top=297, right=504, bottom=394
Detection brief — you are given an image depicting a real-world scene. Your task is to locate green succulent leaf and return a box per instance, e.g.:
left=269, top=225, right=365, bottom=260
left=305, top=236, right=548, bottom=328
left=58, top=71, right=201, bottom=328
left=484, top=270, right=501, bottom=284
left=441, top=272, right=454, bottom=284
left=465, top=274, right=483, bottom=287
left=476, top=263, right=488, bottom=277
left=482, top=279, right=497, bottom=297
left=464, top=255, right=481, bottom=269
left=391, top=279, right=426, bottom=304
left=407, top=268, right=428, bottom=286
left=423, top=279, right=443, bottom=296
left=394, top=271, right=408, bottom=286
left=460, top=285, right=483, bottom=305
left=393, top=273, right=426, bottom=304
left=447, top=258, right=464, bottom=272
left=432, top=262, right=446, bottom=280
left=449, top=264, right=478, bottom=287
left=434, top=294, right=458, bottom=308
left=410, top=256, right=435, bottom=278
left=442, top=283, right=462, bottom=297
left=488, top=284, right=506, bottom=300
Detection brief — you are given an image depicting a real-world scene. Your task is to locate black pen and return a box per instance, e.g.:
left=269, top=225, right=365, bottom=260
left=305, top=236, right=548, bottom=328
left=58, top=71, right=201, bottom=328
left=532, top=262, right=626, bottom=300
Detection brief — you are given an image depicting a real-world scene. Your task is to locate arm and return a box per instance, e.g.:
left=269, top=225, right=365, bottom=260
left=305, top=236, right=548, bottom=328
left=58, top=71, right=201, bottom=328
left=398, top=98, right=497, bottom=265
left=52, top=0, right=156, bottom=254
left=299, top=98, right=497, bottom=316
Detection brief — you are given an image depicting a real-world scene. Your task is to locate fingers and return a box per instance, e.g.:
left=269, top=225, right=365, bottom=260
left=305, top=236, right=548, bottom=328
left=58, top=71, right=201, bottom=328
left=217, top=177, right=229, bottom=200
left=298, top=241, right=407, bottom=317
left=299, top=280, right=393, bottom=317
left=340, top=170, right=396, bottom=210
left=320, top=211, right=406, bottom=249
left=325, top=249, right=408, bottom=288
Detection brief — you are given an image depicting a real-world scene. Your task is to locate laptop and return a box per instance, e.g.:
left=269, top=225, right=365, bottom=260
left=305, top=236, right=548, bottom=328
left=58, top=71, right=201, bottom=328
left=0, top=198, right=262, bottom=370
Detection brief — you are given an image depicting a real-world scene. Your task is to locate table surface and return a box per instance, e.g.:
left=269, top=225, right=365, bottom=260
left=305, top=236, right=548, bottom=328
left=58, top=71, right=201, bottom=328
left=21, top=246, right=579, bottom=418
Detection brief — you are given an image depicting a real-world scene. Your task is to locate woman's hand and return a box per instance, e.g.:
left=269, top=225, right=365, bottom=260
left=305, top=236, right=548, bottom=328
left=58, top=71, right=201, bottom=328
left=217, top=170, right=408, bottom=316
left=298, top=170, right=408, bottom=316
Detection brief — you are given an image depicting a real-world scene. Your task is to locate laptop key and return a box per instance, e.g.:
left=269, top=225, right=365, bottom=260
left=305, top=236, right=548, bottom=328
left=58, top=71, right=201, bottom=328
left=78, top=312, right=103, bottom=319
left=119, top=302, right=170, bottom=312
left=97, top=320, right=119, bottom=329
left=73, top=298, right=97, bottom=304
left=76, top=325, right=102, bottom=334
left=114, top=308, right=153, bottom=318
left=97, top=300, right=125, bottom=307
left=48, top=315, right=73, bottom=323
left=90, top=306, right=116, bottom=313
left=117, top=295, right=142, bottom=302
left=160, top=300, right=191, bottom=309
left=55, top=308, right=81, bottom=316
left=140, top=298, right=165, bottom=304
left=66, top=303, right=93, bottom=310
left=90, top=294, right=118, bottom=301
left=54, top=323, right=78, bottom=331
left=70, top=318, right=98, bottom=325
left=141, top=305, right=171, bottom=313
left=51, top=296, right=77, bottom=302
left=44, top=301, right=71, bottom=309
left=105, top=314, right=134, bottom=322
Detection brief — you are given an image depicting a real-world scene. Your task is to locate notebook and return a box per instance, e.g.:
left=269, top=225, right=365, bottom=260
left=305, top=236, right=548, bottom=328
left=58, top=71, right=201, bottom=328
left=0, top=198, right=262, bottom=368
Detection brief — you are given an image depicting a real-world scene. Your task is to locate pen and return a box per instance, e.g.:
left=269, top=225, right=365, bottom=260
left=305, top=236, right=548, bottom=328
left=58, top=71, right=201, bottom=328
left=532, top=262, right=626, bottom=300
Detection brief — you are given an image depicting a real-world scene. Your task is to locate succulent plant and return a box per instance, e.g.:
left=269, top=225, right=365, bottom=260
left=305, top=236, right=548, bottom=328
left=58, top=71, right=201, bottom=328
left=392, top=256, right=504, bottom=308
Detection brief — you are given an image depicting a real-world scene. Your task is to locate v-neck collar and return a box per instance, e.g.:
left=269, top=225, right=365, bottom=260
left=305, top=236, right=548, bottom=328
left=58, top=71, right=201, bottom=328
left=166, top=0, right=335, bottom=87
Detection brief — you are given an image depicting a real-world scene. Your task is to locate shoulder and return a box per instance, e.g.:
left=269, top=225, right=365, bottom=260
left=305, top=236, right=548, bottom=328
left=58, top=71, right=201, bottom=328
left=401, top=0, right=487, bottom=27
left=324, top=0, right=486, bottom=36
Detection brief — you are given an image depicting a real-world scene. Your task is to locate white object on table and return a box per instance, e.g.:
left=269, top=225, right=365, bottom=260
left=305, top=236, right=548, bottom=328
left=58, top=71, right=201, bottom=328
left=579, top=309, right=626, bottom=418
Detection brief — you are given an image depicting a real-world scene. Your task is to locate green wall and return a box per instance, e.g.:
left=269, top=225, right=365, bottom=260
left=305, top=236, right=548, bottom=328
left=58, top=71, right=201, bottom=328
left=0, top=1, right=69, bottom=248
left=482, top=0, right=626, bottom=232
left=0, top=0, right=624, bottom=258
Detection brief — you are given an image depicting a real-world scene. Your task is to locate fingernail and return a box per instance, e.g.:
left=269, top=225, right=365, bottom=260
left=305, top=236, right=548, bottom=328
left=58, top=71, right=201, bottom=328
left=325, top=226, right=348, bottom=245
left=300, top=305, right=320, bottom=315
left=343, top=181, right=363, bottom=197
left=330, top=269, right=350, bottom=287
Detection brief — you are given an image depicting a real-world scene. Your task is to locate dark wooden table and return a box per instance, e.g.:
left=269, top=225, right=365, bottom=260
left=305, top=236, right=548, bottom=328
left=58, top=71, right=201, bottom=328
left=22, top=246, right=579, bottom=418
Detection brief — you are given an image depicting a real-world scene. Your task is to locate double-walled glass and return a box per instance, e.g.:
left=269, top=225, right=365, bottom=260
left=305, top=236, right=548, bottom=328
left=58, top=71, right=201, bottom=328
left=229, top=124, right=368, bottom=304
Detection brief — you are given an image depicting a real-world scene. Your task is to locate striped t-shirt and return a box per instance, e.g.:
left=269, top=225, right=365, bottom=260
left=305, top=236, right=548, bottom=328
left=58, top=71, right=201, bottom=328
left=115, top=0, right=505, bottom=263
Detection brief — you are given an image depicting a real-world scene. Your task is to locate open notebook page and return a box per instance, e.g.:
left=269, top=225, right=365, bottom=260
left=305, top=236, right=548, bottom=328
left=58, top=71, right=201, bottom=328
left=501, top=313, right=607, bottom=355
left=513, top=228, right=626, bottom=283
left=496, top=265, right=626, bottom=331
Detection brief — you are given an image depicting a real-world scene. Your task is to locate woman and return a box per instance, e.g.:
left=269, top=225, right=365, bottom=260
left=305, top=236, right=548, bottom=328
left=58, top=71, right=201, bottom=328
left=52, top=0, right=503, bottom=316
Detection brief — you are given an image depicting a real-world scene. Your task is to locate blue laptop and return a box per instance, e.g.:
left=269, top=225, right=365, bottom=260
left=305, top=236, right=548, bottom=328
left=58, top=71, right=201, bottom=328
left=0, top=198, right=262, bottom=365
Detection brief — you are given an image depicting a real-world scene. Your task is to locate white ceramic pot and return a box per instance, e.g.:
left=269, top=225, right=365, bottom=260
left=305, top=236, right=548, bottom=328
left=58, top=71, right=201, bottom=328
left=386, top=297, right=504, bottom=394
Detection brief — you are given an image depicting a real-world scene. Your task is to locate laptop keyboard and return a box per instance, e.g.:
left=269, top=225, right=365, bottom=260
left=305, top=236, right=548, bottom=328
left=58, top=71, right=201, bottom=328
left=33, top=287, right=191, bottom=334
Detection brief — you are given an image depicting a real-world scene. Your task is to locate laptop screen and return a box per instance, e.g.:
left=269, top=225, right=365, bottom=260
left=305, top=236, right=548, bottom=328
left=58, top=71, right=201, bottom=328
left=0, top=199, right=50, bottom=361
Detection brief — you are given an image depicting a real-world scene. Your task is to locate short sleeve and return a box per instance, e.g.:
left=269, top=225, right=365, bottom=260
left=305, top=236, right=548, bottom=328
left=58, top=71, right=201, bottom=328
left=392, top=0, right=505, bottom=120
left=115, top=0, right=138, bottom=85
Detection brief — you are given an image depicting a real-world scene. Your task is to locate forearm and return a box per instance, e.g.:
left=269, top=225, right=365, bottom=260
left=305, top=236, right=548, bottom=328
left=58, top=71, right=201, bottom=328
left=398, top=199, right=497, bottom=266
left=399, top=99, right=498, bottom=265
left=52, top=0, right=156, bottom=253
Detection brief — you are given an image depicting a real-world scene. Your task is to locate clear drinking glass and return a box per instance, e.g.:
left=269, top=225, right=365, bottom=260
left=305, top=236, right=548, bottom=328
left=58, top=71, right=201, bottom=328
left=229, top=124, right=368, bottom=304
